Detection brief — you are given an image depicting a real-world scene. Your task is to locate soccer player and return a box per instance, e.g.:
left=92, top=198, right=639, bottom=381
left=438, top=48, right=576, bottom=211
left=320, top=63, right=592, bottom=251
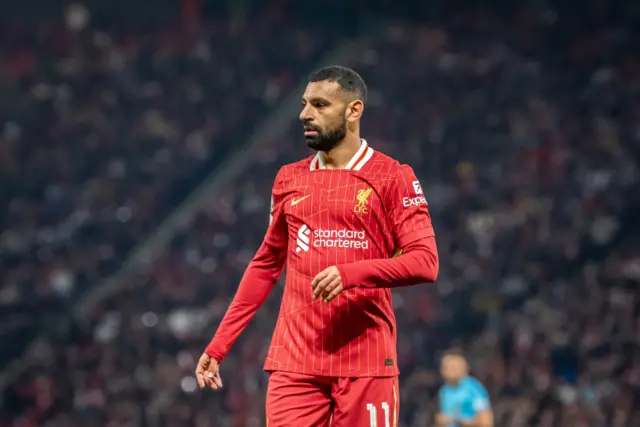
left=195, top=66, right=439, bottom=426
left=437, top=349, right=494, bottom=427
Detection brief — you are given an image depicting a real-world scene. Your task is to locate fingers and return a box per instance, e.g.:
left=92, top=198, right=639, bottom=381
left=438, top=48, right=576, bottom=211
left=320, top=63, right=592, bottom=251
left=202, top=370, right=222, bottom=390
left=196, top=371, right=205, bottom=389
left=196, top=356, right=208, bottom=389
left=313, top=274, right=334, bottom=299
left=320, top=277, right=340, bottom=301
left=205, top=370, right=223, bottom=390
left=310, top=268, right=329, bottom=292
left=196, top=355, right=223, bottom=391
left=311, top=267, right=344, bottom=301
left=322, top=281, right=343, bottom=302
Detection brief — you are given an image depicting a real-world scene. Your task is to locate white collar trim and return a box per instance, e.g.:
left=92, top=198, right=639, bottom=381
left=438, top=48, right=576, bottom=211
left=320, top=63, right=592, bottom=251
left=310, top=139, right=374, bottom=171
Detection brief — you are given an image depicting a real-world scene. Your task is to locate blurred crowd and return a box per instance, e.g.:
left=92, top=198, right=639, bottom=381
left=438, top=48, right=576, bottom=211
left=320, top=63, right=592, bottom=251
left=0, top=2, right=333, bottom=368
left=2, top=1, right=640, bottom=427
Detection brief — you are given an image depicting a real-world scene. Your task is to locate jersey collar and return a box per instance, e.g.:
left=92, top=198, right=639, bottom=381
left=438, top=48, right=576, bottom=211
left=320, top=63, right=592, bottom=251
left=310, top=139, right=374, bottom=171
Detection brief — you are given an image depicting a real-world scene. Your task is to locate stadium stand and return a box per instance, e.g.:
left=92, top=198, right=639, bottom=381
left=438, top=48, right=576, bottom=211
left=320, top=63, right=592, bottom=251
left=0, top=1, right=339, bottom=371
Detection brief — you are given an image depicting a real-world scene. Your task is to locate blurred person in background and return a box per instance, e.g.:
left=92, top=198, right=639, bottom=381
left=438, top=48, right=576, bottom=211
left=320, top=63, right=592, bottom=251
left=437, top=349, right=493, bottom=427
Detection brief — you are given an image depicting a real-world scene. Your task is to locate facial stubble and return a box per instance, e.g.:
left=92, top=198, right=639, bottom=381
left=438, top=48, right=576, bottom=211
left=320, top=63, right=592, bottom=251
left=305, top=115, right=347, bottom=152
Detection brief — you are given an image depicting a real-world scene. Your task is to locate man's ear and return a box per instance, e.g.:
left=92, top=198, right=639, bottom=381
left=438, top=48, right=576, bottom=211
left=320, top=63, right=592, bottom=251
left=345, top=99, right=364, bottom=123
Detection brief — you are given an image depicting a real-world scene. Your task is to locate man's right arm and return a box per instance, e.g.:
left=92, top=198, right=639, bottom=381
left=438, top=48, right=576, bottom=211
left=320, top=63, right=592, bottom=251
left=436, top=389, right=452, bottom=426
left=204, top=169, right=289, bottom=363
left=436, top=414, right=453, bottom=426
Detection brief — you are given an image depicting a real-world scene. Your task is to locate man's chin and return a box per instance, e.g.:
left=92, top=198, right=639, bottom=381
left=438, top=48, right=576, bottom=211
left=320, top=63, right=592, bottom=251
left=307, top=137, right=343, bottom=152
left=306, top=138, right=325, bottom=151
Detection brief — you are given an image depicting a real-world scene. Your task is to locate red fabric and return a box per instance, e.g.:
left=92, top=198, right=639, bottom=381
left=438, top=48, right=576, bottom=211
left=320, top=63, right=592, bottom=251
left=337, top=236, right=438, bottom=289
left=266, top=371, right=399, bottom=427
left=206, top=148, right=439, bottom=378
left=204, top=238, right=286, bottom=362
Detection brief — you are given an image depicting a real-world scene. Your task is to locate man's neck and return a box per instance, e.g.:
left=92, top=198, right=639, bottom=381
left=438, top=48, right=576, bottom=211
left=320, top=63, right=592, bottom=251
left=447, top=376, right=467, bottom=387
left=319, top=134, right=362, bottom=169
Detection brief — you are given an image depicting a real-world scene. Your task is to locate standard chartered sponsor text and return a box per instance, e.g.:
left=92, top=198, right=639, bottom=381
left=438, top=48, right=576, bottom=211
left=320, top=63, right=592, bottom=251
left=313, top=228, right=369, bottom=249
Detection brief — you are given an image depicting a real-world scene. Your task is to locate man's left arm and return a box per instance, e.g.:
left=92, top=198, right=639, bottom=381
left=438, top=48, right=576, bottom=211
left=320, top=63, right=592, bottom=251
left=459, top=383, right=494, bottom=427
left=338, top=164, right=438, bottom=287
left=459, top=412, right=493, bottom=427
left=312, top=164, right=438, bottom=300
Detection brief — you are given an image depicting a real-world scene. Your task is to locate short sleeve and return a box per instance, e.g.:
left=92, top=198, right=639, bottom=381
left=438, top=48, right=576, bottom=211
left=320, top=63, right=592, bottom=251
left=471, top=382, right=491, bottom=412
left=460, top=381, right=491, bottom=420
left=264, top=168, right=289, bottom=249
left=386, top=164, right=435, bottom=249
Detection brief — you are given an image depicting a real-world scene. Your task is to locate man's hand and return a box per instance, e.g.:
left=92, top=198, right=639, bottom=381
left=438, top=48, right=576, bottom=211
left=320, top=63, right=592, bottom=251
left=195, top=353, right=223, bottom=390
left=456, top=418, right=489, bottom=427
left=435, top=414, right=455, bottom=426
left=311, top=266, right=344, bottom=302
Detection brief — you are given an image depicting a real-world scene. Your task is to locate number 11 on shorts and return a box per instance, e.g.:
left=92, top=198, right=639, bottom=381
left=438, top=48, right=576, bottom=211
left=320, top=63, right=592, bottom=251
left=366, top=402, right=391, bottom=427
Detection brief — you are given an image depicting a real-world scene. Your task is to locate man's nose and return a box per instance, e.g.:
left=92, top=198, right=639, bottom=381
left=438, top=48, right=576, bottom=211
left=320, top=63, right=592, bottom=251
left=300, top=106, right=313, bottom=122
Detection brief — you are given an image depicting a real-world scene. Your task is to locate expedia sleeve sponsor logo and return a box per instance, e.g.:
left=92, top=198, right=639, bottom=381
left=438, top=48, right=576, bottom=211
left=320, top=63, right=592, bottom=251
left=402, top=196, right=427, bottom=207
left=295, top=225, right=369, bottom=252
left=402, top=179, right=427, bottom=207
left=412, top=180, right=423, bottom=194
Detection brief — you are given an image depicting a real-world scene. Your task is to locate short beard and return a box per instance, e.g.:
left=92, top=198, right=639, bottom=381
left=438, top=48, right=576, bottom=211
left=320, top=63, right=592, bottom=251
left=305, top=117, right=347, bottom=152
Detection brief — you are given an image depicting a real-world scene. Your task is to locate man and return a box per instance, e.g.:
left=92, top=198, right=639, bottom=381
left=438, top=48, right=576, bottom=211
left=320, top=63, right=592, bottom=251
left=437, top=349, right=493, bottom=427
left=195, top=66, right=439, bottom=426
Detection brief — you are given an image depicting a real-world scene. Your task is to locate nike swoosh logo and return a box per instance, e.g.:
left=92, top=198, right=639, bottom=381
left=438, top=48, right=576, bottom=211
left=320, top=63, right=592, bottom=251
left=291, top=195, right=311, bottom=206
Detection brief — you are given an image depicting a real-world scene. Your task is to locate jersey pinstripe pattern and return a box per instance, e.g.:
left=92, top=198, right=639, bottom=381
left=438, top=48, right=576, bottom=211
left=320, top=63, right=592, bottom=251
left=263, top=140, right=434, bottom=377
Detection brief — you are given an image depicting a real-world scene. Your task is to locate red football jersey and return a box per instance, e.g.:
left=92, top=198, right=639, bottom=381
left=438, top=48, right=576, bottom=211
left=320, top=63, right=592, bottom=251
left=260, top=140, right=435, bottom=377
left=205, top=140, right=437, bottom=377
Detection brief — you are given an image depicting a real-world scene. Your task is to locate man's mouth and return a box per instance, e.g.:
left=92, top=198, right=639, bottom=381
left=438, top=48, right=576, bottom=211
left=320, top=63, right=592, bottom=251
left=304, top=126, right=319, bottom=137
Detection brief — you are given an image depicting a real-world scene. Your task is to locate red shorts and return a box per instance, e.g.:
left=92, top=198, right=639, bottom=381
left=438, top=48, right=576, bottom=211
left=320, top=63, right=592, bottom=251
left=266, top=372, right=399, bottom=427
